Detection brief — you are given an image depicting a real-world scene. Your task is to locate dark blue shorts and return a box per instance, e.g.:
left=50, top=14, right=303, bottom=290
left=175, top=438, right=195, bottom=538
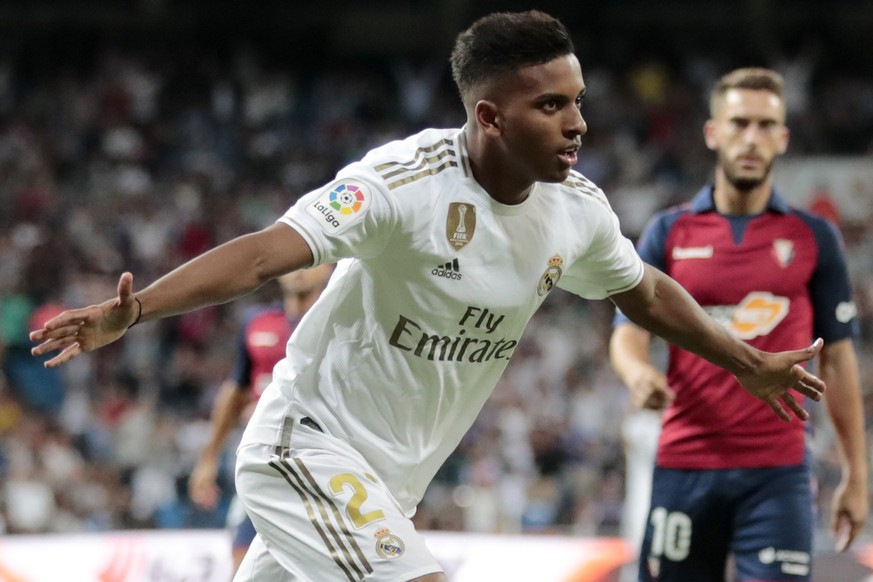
left=639, top=463, right=814, bottom=581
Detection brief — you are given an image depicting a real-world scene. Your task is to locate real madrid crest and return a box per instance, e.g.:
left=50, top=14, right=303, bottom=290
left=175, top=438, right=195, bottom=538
left=446, top=202, right=476, bottom=250
left=537, top=255, right=564, bottom=296
left=373, top=528, right=405, bottom=560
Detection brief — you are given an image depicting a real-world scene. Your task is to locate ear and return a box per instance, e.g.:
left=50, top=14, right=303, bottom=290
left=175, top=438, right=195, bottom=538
left=474, top=100, right=502, bottom=137
left=702, top=119, right=718, bottom=151
left=776, top=126, right=790, bottom=155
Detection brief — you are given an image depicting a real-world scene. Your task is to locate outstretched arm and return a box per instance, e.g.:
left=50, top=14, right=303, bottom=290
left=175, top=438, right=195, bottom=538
left=610, top=264, right=825, bottom=421
left=30, top=222, right=312, bottom=367
left=819, top=338, right=868, bottom=551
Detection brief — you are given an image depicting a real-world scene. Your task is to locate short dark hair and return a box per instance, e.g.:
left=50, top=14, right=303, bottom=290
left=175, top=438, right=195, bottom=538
left=450, top=10, right=575, bottom=100
left=709, top=67, right=785, bottom=116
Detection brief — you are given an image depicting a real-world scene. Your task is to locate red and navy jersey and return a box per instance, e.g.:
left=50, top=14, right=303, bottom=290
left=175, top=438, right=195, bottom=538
left=618, top=187, right=858, bottom=469
left=231, top=305, right=296, bottom=402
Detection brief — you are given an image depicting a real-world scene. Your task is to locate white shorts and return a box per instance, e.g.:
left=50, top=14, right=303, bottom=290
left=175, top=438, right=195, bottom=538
left=233, top=418, right=443, bottom=582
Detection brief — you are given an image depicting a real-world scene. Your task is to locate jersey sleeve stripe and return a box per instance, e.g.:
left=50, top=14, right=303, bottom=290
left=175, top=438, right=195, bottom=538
left=378, top=147, right=455, bottom=180
left=372, top=138, right=455, bottom=172
left=384, top=160, right=459, bottom=190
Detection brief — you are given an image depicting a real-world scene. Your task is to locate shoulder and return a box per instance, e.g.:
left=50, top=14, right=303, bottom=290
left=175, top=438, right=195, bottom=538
left=790, top=206, right=840, bottom=235
left=787, top=207, right=846, bottom=257
left=359, top=128, right=459, bottom=164
left=352, top=128, right=464, bottom=193
left=557, top=170, right=612, bottom=209
left=652, top=202, right=692, bottom=226
left=637, top=200, right=694, bottom=235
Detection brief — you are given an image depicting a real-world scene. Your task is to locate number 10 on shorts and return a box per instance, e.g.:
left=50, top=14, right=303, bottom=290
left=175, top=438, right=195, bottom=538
left=650, top=507, right=692, bottom=561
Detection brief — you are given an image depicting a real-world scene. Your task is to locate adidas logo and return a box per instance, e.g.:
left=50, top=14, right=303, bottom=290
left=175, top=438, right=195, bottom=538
left=432, top=258, right=462, bottom=281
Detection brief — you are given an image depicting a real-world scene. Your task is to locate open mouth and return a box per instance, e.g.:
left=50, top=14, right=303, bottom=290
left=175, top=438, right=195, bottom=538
left=559, top=148, right=578, bottom=166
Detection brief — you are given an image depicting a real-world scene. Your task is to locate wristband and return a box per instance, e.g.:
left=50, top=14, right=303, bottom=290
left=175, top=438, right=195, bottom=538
left=129, top=297, right=143, bottom=328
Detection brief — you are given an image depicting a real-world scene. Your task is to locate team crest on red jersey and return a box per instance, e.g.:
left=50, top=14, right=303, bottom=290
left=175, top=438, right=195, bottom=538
left=772, top=239, right=795, bottom=268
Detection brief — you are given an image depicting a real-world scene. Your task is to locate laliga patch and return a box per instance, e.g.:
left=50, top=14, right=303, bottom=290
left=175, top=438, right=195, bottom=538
left=306, top=181, right=371, bottom=234
left=373, top=528, right=405, bottom=560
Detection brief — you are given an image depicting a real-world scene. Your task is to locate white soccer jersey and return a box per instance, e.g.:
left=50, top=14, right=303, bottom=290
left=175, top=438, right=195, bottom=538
left=241, top=127, right=644, bottom=514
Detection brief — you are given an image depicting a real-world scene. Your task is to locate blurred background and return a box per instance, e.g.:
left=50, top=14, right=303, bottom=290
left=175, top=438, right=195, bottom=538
left=1, top=0, right=873, bottom=579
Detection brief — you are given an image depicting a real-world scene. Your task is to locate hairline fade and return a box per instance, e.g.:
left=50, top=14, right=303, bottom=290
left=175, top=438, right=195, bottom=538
left=450, top=10, right=575, bottom=102
left=709, top=67, right=785, bottom=117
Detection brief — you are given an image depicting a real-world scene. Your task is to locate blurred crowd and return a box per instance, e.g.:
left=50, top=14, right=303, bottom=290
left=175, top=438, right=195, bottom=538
left=2, top=33, right=873, bottom=548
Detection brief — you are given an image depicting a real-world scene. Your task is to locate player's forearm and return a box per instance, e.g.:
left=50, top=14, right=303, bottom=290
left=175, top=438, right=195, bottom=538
left=821, top=340, right=868, bottom=481
left=611, top=264, right=762, bottom=376
left=609, top=323, right=653, bottom=386
left=200, top=381, right=251, bottom=460
left=136, top=224, right=311, bottom=324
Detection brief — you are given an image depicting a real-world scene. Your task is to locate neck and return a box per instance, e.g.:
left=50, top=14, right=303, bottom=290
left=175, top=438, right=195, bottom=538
left=465, top=127, right=532, bottom=205
left=712, top=171, right=772, bottom=215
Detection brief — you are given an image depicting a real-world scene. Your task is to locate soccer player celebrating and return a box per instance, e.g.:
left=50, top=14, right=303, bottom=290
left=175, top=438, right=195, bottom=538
left=32, top=16, right=827, bottom=582
left=610, top=68, right=868, bottom=581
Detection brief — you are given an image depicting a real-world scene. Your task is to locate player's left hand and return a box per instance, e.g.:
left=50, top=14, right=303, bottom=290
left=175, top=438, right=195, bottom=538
left=831, top=476, right=869, bottom=552
left=189, top=457, right=222, bottom=510
left=733, top=338, right=826, bottom=422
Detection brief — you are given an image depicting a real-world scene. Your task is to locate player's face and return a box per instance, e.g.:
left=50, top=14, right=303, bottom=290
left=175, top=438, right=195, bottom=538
left=493, top=54, right=587, bottom=184
left=705, top=88, right=788, bottom=191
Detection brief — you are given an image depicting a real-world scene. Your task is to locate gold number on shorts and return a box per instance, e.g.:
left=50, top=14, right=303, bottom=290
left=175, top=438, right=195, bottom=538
left=329, top=473, right=386, bottom=529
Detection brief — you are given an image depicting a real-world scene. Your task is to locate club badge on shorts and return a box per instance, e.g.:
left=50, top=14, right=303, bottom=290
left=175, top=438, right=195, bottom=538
left=537, top=254, right=564, bottom=296
left=446, top=202, right=476, bottom=250
left=373, top=528, right=405, bottom=560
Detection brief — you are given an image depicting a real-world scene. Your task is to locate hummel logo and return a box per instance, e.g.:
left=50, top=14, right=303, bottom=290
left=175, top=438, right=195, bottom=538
left=432, top=258, right=462, bottom=281
left=672, top=246, right=713, bottom=260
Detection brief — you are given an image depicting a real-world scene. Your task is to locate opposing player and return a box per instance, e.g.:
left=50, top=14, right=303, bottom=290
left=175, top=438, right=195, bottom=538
left=610, top=68, right=867, bottom=581
left=31, top=15, right=827, bottom=582
left=188, top=265, right=332, bottom=574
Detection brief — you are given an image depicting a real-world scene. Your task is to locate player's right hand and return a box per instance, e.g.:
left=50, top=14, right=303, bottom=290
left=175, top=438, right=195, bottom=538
left=29, top=272, right=140, bottom=368
left=626, top=364, right=674, bottom=410
left=734, top=338, right=826, bottom=422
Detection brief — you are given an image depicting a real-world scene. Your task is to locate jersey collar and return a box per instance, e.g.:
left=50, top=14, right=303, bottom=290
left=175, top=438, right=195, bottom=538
left=689, top=185, right=791, bottom=215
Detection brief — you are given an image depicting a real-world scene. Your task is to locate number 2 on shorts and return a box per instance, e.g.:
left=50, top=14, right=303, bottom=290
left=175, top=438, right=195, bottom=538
left=330, top=473, right=386, bottom=529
